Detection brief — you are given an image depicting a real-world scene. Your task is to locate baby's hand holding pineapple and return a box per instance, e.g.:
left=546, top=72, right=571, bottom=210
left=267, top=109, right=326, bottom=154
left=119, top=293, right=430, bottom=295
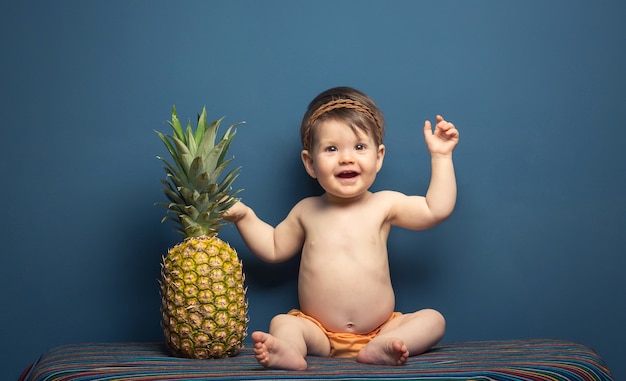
left=223, top=200, right=249, bottom=223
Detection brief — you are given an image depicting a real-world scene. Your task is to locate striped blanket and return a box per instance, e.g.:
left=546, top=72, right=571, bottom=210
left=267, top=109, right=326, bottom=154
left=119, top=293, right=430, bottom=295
left=22, top=338, right=613, bottom=381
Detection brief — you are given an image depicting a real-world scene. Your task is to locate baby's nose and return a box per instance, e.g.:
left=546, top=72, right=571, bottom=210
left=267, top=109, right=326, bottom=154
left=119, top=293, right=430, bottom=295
left=339, top=150, right=355, bottom=164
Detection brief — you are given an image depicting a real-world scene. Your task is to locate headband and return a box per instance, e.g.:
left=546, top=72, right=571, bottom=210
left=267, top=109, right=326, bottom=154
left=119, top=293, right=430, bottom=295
left=303, top=98, right=381, bottom=150
left=308, top=98, right=379, bottom=129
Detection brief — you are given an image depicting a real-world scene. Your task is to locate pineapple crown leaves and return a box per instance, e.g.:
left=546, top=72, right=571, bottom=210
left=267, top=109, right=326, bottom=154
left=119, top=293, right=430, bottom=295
left=156, top=105, right=244, bottom=238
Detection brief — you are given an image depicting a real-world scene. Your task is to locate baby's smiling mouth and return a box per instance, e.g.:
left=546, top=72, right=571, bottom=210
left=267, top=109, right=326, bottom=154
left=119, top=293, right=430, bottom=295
left=337, top=171, right=359, bottom=179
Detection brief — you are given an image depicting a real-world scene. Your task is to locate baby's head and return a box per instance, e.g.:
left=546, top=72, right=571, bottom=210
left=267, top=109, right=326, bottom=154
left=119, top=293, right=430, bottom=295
left=300, top=87, right=384, bottom=151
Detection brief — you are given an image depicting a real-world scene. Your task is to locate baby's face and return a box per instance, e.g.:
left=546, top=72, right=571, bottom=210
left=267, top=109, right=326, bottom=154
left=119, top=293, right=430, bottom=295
left=302, top=119, right=385, bottom=201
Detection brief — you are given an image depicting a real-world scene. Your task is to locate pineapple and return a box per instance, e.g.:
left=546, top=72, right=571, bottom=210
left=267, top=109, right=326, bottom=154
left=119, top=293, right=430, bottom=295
left=156, top=105, right=248, bottom=359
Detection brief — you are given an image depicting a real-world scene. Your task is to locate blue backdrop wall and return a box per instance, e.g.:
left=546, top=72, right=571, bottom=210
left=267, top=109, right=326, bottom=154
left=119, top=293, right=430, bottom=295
left=2, top=1, right=624, bottom=379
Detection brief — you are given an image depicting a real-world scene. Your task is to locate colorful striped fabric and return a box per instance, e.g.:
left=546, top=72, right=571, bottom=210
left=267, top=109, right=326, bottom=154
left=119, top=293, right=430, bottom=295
left=22, top=338, right=613, bottom=381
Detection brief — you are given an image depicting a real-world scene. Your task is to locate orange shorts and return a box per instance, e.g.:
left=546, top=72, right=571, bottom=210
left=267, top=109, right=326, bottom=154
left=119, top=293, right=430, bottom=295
left=288, top=309, right=402, bottom=358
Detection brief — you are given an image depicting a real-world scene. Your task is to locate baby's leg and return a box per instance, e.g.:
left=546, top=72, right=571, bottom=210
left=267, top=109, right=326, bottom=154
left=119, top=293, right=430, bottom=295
left=252, top=313, right=330, bottom=370
left=357, top=309, right=445, bottom=365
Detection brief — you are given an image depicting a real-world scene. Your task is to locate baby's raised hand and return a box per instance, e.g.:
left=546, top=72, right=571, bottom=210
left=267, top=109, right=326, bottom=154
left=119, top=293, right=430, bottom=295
left=423, top=115, right=459, bottom=157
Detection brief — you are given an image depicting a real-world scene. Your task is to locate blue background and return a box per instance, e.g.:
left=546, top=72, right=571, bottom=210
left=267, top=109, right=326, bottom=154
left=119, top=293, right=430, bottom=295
left=2, top=1, right=624, bottom=379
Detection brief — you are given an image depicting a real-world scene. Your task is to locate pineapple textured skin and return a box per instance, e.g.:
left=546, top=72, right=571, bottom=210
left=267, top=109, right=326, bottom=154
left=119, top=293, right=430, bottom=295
left=161, top=236, right=248, bottom=359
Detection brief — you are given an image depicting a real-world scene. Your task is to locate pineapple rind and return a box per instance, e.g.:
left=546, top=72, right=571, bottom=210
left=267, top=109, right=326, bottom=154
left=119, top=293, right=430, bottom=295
left=161, top=236, right=248, bottom=359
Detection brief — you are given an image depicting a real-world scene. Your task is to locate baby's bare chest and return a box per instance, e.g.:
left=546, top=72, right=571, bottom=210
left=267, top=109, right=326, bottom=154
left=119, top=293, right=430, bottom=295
left=305, top=207, right=387, bottom=237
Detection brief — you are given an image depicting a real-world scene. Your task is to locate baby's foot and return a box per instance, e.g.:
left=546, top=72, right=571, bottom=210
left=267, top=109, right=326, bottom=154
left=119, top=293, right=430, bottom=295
left=356, top=337, right=409, bottom=366
left=251, top=331, right=308, bottom=370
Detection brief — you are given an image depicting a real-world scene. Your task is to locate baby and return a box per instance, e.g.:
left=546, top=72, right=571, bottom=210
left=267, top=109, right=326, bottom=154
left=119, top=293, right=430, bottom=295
left=224, top=86, right=459, bottom=370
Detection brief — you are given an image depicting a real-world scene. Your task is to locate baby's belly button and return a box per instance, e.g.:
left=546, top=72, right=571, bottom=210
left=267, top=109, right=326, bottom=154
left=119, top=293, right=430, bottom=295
left=341, top=317, right=380, bottom=333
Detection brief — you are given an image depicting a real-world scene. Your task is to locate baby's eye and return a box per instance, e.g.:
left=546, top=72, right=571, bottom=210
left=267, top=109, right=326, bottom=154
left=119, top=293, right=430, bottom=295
left=325, top=146, right=337, bottom=152
left=355, top=144, right=366, bottom=150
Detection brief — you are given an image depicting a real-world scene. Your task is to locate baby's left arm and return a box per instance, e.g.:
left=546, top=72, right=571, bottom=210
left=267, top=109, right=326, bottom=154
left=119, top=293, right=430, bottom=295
left=388, top=116, right=459, bottom=229
left=422, top=115, right=459, bottom=224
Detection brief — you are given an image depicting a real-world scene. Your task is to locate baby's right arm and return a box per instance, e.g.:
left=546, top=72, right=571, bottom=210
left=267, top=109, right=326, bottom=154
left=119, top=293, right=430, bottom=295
left=223, top=201, right=304, bottom=263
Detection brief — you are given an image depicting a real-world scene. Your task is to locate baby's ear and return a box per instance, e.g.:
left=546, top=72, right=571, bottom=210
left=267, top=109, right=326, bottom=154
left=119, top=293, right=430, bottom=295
left=301, top=150, right=317, bottom=179
left=376, top=144, right=386, bottom=172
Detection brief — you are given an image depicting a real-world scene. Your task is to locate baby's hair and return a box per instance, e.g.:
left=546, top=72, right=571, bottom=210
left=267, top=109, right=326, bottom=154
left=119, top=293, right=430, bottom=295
left=300, top=87, right=384, bottom=151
